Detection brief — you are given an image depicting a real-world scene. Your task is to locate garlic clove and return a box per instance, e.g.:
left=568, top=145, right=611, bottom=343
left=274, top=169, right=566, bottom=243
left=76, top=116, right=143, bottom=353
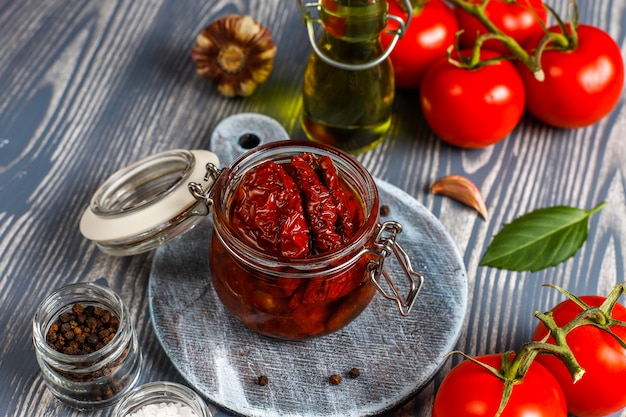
left=431, top=175, right=488, bottom=220
left=192, top=14, right=277, bottom=98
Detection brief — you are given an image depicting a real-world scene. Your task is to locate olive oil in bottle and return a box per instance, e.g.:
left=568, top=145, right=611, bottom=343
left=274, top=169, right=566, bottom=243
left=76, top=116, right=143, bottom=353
left=300, top=0, right=395, bottom=154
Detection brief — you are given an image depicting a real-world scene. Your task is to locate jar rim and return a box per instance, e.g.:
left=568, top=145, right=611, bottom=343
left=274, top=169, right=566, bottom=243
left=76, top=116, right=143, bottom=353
left=90, top=150, right=194, bottom=217
left=111, top=381, right=212, bottom=417
left=32, top=282, right=131, bottom=365
left=211, top=140, right=380, bottom=272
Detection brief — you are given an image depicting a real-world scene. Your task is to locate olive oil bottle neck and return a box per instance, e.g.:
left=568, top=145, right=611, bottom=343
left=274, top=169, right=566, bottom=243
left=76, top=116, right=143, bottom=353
left=318, top=32, right=384, bottom=65
left=319, top=0, right=387, bottom=42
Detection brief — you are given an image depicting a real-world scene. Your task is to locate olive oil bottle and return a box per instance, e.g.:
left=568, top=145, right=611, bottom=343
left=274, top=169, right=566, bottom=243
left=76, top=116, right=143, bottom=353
left=300, top=0, right=396, bottom=154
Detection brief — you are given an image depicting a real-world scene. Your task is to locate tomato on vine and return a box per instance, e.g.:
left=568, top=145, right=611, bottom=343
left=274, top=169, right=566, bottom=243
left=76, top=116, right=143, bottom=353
left=517, top=23, right=624, bottom=128
left=533, top=294, right=626, bottom=417
left=432, top=353, right=568, bottom=417
left=420, top=49, right=525, bottom=148
left=452, top=0, right=547, bottom=55
left=381, top=0, right=458, bottom=89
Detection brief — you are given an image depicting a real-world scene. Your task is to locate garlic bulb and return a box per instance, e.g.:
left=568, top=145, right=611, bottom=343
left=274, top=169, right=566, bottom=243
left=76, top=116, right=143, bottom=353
left=192, top=15, right=277, bottom=98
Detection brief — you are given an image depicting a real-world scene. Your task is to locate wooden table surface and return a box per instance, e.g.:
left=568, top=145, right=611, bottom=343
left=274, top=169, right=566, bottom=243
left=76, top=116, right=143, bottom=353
left=1, top=0, right=625, bottom=416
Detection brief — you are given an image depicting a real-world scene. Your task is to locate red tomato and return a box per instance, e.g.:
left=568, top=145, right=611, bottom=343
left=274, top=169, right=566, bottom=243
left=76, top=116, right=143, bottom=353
left=517, top=24, right=624, bottom=129
left=533, top=295, right=626, bottom=417
left=380, top=0, right=458, bottom=89
left=433, top=353, right=568, bottom=417
left=454, top=0, right=547, bottom=55
left=420, top=50, right=525, bottom=148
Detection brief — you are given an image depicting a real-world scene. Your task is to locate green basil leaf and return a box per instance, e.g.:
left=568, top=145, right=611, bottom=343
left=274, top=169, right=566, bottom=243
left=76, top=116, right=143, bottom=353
left=479, top=202, right=606, bottom=272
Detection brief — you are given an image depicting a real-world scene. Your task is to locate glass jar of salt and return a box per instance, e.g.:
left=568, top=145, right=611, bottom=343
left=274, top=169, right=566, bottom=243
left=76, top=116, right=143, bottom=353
left=112, top=381, right=212, bottom=417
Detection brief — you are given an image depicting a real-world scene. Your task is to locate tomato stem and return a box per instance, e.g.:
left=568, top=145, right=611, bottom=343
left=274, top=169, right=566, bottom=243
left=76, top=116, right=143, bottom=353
left=554, top=282, right=626, bottom=351
left=529, top=311, right=586, bottom=382
left=446, top=0, right=582, bottom=81
left=446, top=282, right=626, bottom=417
left=447, top=0, right=544, bottom=79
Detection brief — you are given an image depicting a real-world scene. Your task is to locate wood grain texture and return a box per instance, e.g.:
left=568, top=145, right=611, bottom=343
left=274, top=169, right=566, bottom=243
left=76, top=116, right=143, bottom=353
left=0, top=0, right=625, bottom=416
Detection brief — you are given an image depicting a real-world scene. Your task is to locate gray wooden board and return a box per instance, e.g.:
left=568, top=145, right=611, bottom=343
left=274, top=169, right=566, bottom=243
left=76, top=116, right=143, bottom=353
left=148, top=179, right=468, bottom=417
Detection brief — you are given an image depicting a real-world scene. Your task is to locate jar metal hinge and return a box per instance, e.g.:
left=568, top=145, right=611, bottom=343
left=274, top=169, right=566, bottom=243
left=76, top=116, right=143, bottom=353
left=368, top=221, right=423, bottom=316
left=188, top=163, right=221, bottom=211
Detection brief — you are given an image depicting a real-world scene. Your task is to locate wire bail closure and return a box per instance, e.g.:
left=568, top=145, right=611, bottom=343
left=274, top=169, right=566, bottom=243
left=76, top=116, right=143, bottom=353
left=298, top=0, right=413, bottom=71
left=369, top=220, right=423, bottom=316
left=188, top=163, right=222, bottom=211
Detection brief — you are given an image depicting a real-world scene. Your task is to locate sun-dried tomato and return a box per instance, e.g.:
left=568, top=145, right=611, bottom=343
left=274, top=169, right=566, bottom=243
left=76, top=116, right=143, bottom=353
left=316, top=154, right=357, bottom=240
left=231, top=160, right=310, bottom=257
left=231, top=153, right=364, bottom=257
left=290, top=154, right=344, bottom=253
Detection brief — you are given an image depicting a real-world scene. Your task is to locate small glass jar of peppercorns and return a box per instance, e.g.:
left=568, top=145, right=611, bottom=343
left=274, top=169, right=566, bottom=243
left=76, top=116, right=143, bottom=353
left=32, top=282, right=141, bottom=409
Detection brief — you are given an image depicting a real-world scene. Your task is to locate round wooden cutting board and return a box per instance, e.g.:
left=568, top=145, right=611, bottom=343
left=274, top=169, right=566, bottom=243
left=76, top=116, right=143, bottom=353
left=149, top=178, right=468, bottom=417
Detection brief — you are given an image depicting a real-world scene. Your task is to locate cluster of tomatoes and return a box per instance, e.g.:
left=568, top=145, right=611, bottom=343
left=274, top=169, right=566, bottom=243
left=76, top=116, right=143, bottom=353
left=381, top=0, right=625, bottom=148
left=432, top=288, right=626, bottom=417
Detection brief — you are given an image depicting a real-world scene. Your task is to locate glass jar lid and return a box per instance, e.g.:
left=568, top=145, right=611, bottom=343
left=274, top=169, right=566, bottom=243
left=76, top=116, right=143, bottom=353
left=79, top=149, right=219, bottom=256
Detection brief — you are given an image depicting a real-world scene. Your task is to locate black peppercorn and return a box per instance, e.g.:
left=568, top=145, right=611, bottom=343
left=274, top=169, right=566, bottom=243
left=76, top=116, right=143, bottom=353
left=101, top=310, right=111, bottom=324
left=87, top=334, right=99, bottom=347
left=47, top=303, right=120, bottom=356
left=349, top=367, right=360, bottom=378
left=86, top=316, right=98, bottom=330
left=258, top=375, right=268, bottom=386
left=72, top=303, right=84, bottom=315
left=329, top=374, right=342, bottom=385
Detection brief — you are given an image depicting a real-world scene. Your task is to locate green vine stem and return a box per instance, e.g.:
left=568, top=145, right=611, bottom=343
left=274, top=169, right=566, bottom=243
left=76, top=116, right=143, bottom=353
left=444, top=0, right=581, bottom=81
left=449, top=282, right=626, bottom=417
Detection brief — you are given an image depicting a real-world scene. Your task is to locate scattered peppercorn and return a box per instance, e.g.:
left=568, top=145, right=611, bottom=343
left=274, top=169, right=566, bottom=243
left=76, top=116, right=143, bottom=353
left=46, top=303, right=119, bottom=355
left=258, top=375, right=269, bottom=386
left=380, top=204, right=390, bottom=217
left=348, top=367, right=361, bottom=379
left=329, top=374, right=342, bottom=385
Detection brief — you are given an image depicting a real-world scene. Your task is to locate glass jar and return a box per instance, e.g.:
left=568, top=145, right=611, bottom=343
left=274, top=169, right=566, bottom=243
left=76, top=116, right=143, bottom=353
left=32, top=282, right=142, bottom=410
left=208, top=141, right=420, bottom=340
left=298, top=0, right=412, bottom=153
left=111, top=381, right=212, bottom=417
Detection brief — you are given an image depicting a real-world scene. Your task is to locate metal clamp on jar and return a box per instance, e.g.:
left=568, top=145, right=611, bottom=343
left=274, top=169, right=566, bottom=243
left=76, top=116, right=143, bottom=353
left=79, top=114, right=424, bottom=340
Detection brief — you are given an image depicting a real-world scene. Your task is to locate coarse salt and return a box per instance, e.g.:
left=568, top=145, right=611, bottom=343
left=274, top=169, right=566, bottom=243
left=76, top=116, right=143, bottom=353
left=125, top=401, right=198, bottom=417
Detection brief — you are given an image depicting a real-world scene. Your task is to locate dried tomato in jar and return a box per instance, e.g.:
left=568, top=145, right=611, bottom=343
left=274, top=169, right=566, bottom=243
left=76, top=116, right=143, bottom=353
left=209, top=141, right=381, bottom=340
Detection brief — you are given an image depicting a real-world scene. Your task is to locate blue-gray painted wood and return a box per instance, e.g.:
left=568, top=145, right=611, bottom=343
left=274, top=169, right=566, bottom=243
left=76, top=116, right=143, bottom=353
left=1, top=0, right=625, bottom=416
